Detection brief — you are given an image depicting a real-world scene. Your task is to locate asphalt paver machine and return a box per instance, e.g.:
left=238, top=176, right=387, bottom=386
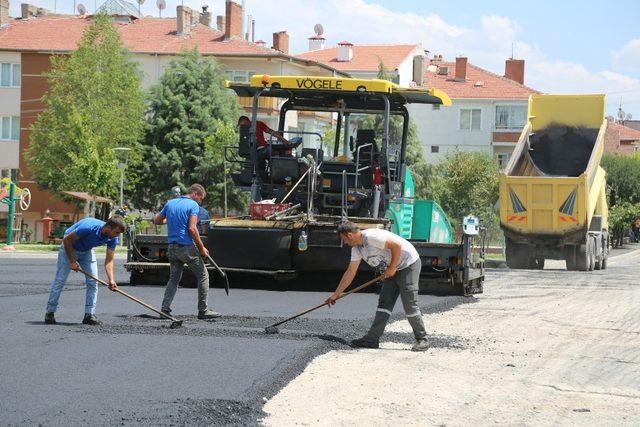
left=126, top=75, right=485, bottom=295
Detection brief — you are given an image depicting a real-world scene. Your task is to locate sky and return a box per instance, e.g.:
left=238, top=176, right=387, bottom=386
left=8, top=0, right=640, bottom=118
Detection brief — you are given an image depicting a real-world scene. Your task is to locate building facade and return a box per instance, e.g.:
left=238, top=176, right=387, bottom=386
left=298, top=41, right=540, bottom=167
left=414, top=56, right=538, bottom=166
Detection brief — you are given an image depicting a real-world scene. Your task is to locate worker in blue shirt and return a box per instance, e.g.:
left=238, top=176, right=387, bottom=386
left=45, top=215, right=126, bottom=325
left=154, top=184, right=219, bottom=319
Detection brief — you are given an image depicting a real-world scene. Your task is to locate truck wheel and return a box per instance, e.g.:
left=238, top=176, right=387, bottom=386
left=601, top=235, right=609, bottom=270
left=592, top=236, right=602, bottom=270
left=575, top=243, right=589, bottom=271
left=564, top=246, right=576, bottom=270
left=505, top=239, right=528, bottom=269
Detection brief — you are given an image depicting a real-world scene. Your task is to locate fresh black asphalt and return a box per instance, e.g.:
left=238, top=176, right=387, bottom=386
left=0, top=254, right=471, bottom=425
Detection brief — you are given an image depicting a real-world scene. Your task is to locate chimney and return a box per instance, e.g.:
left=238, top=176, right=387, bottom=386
left=412, top=55, right=424, bottom=86
left=225, top=0, right=242, bottom=39
left=272, top=31, right=289, bottom=54
left=216, top=15, right=225, bottom=31
left=199, top=5, right=211, bottom=27
left=504, top=59, right=525, bottom=85
left=176, top=5, right=193, bottom=35
left=255, top=39, right=266, bottom=47
left=308, top=35, right=325, bottom=51
left=455, top=56, right=467, bottom=82
left=21, top=3, right=38, bottom=19
left=1, top=0, right=10, bottom=27
left=337, top=41, right=353, bottom=62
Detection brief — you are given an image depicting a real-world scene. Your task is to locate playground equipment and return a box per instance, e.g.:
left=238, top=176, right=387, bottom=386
left=1, top=180, right=32, bottom=247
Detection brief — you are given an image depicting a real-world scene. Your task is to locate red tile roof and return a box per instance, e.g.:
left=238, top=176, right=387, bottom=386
left=423, top=61, right=539, bottom=99
left=297, top=44, right=420, bottom=72
left=608, top=120, right=640, bottom=142
left=604, top=122, right=620, bottom=153
left=0, top=15, right=344, bottom=76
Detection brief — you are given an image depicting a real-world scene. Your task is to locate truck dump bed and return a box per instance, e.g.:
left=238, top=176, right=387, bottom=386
left=500, top=94, right=608, bottom=238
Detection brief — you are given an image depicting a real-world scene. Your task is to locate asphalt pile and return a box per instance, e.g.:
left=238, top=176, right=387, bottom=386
left=529, top=125, right=598, bottom=176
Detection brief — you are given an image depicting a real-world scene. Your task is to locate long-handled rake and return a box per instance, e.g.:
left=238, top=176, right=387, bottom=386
left=264, top=275, right=384, bottom=334
left=205, top=254, right=230, bottom=296
left=77, top=267, right=183, bottom=329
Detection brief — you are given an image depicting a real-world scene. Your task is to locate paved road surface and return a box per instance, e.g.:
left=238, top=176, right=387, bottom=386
left=1, top=246, right=638, bottom=425
left=264, top=250, right=640, bottom=426
left=0, top=252, right=463, bottom=425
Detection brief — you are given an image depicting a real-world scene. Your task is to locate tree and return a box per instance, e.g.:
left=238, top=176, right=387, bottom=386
left=132, top=49, right=245, bottom=213
left=26, top=14, right=144, bottom=202
left=609, top=202, right=640, bottom=247
left=601, top=153, right=640, bottom=205
left=428, top=151, right=500, bottom=233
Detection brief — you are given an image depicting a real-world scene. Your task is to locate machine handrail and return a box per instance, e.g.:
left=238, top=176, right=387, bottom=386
left=354, top=143, right=374, bottom=189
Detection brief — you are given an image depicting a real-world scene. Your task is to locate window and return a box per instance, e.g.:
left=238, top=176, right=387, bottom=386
left=12, top=64, right=20, bottom=86
left=431, top=145, right=440, bottom=153
left=0, top=63, right=20, bottom=87
left=0, top=116, right=19, bottom=141
left=495, top=105, right=526, bottom=130
left=224, top=70, right=255, bottom=83
left=497, top=153, right=510, bottom=169
left=459, top=108, right=481, bottom=130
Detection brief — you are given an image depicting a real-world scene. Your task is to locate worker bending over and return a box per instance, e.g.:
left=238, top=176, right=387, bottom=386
left=45, top=215, right=125, bottom=325
left=327, top=221, right=430, bottom=352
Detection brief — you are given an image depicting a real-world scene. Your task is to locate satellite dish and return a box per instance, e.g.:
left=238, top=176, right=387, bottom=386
left=156, top=0, right=165, bottom=17
left=77, top=3, right=86, bottom=15
left=314, top=24, right=324, bottom=36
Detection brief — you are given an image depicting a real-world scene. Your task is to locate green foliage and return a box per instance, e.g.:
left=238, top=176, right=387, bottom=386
left=608, top=202, right=640, bottom=247
left=26, top=14, right=144, bottom=201
left=427, top=151, right=500, bottom=234
left=404, top=121, right=434, bottom=200
left=601, top=153, right=640, bottom=205
left=132, top=49, right=245, bottom=213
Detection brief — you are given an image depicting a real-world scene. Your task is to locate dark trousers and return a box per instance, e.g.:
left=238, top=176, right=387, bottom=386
left=162, top=244, right=209, bottom=313
left=364, top=259, right=427, bottom=341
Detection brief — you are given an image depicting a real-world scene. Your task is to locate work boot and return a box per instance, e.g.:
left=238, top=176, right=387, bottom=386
left=44, top=312, right=56, bottom=325
left=82, top=314, right=102, bottom=326
left=161, top=308, right=172, bottom=316
left=197, top=309, right=222, bottom=320
left=350, top=337, right=379, bottom=349
left=411, top=339, right=430, bottom=352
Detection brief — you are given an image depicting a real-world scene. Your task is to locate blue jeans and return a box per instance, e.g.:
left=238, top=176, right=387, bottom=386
left=46, top=246, right=99, bottom=315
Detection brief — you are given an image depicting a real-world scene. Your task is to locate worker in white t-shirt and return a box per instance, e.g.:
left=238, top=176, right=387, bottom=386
left=326, top=221, right=429, bottom=352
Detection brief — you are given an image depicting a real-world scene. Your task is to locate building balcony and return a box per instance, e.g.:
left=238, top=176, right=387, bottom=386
left=492, top=131, right=521, bottom=145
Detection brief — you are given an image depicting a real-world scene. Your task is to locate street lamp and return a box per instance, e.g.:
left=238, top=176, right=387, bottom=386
left=114, top=147, right=132, bottom=210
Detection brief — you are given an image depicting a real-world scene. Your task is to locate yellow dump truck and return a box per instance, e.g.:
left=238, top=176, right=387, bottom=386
left=499, top=94, right=609, bottom=271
